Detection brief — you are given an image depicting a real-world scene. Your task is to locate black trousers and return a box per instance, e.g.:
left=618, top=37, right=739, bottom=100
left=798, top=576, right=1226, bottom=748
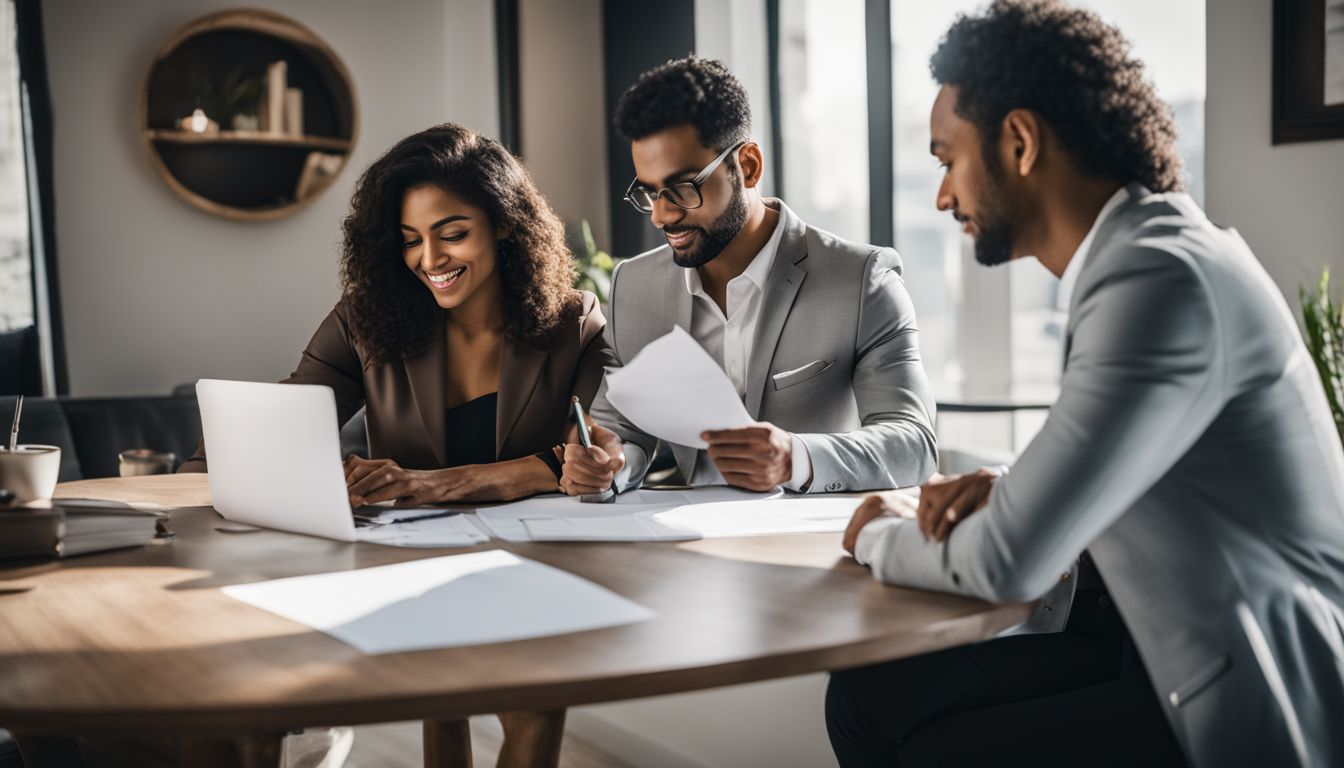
left=825, top=590, right=1187, bottom=767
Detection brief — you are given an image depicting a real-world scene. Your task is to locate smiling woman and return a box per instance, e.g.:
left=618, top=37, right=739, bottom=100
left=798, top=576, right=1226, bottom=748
left=181, top=123, right=614, bottom=507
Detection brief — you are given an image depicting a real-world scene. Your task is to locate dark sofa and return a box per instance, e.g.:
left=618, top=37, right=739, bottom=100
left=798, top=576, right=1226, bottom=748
left=0, top=394, right=368, bottom=482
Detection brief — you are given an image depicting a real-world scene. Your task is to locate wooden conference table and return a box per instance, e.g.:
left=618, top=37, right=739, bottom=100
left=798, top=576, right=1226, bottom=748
left=0, top=475, right=1030, bottom=767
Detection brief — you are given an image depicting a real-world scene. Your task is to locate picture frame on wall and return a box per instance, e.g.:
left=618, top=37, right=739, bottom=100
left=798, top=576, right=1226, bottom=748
left=1274, top=0, right=1344, bottom=144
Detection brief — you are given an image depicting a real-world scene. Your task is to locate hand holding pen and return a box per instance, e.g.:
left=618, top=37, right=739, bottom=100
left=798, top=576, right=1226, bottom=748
left=555, top=396, right=624, bottom=499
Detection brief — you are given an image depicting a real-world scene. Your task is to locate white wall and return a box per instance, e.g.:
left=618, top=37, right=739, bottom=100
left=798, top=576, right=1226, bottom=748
left=43, top=0, right=498, bottom=395
left=518, top=0, right=611, bottom=251
left=1206, top=0, right=1344, bottom=306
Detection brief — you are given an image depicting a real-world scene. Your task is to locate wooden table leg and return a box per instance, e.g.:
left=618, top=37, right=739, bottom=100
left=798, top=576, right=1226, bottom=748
left=424, top=718, right=473, bottom=768
left=496, top=710, right=566, bottom=768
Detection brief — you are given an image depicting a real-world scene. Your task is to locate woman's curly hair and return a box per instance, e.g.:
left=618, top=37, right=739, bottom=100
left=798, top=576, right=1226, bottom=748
left=930, top=0, right=1183, bottom=193
left=339, top=123, right=579, bottom=365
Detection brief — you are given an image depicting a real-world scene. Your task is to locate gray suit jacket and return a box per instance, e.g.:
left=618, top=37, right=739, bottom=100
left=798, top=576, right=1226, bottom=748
left=861, top=186, right=1344, bottom=767
left=591, top=199, right=937, bottom=493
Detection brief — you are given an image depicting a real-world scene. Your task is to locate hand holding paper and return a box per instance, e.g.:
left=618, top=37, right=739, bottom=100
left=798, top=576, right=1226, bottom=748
left=603, top=327, right=753, bottom=449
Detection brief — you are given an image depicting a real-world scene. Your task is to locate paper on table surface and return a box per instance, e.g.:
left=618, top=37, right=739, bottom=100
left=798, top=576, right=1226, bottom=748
left=355, top=513, right=488, bottom=548
left=603, top=326, right=752, bottom=449
left=652, top=497, right=864, bottom=538
left=221, top=550, right=654, bottom=654
left=522, top=514, right=700, bottom=542
left=474, top=486, right=778, bottom=542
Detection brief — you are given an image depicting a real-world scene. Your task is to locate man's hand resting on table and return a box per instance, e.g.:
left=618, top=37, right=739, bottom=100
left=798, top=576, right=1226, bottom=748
left=842, top=468, right=1001, bottom=554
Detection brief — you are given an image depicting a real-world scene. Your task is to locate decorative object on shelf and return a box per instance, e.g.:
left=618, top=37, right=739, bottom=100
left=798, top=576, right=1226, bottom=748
left=1273, top=0, right=1344, bottom=144
left=178, top=108, right=218, bottom=134
left=573, top=220, right=616, bottom=303
left=143, top=9, right=358, bottom=221
left=1301, top=268, right=1344, bottom=447
left=188, top=67, right=263, bottom=132
left=263, top=59, right=287, bottom=135
left=285, top=87, right=304, bottom=135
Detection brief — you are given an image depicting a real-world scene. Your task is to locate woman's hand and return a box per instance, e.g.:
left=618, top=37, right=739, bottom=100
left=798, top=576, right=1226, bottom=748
left=344, top=454, right=560, bottom=507
left=344, top=456, right=477, bottom=507
left=557, top=423, right=626, bottom=496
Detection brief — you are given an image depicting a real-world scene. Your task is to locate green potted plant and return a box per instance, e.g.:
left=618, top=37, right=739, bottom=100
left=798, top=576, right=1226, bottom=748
left=573, top=219, right=616, bottom=304
left=188, top=68, right=264, bottom=131
left=1301, top=268, right=1344, bottom=446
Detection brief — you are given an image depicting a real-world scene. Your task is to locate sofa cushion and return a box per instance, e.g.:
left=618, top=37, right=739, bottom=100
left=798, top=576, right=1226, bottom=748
left=62, top=396, right=202, bottom=479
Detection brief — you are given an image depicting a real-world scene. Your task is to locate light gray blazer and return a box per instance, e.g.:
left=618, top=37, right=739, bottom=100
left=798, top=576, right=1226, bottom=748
left=862, top=185, right=1344, bottom=767
left=591, top=199, right=937, bottom=493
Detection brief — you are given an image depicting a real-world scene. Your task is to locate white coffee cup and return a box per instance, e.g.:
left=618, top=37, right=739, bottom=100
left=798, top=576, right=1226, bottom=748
left=0, top=444, right=62, bottom=505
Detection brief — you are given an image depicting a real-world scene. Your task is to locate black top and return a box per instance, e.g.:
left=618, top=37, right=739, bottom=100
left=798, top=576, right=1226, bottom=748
left=444, top=393, right=498, bottom=468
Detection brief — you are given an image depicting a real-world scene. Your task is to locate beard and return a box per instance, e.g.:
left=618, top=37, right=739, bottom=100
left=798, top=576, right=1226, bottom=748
left=969, top=153, right=1021, bottom=267
left=666, top=182, right=748, bottom=268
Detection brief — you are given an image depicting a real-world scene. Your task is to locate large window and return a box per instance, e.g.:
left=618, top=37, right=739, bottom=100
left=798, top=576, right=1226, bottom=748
left=0, top=0, right=31, bottom=333
left=770, top=1, right=1205, bottom=411
left=776, top=0, right=870, bottom=242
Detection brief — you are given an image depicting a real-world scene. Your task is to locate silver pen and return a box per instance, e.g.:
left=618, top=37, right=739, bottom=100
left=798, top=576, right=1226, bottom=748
left=7, top=395, right=22, bottom=452
left=571, top=397, right=615, bottom=503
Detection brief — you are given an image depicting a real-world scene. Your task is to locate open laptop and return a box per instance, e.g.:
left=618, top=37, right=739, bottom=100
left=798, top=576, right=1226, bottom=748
left=196, top=379, right=359, bottom=541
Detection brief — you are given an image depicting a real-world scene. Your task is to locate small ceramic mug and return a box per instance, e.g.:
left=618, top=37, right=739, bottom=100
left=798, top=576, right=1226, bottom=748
left=118, top=449, right=177, bottom=477
left=0, top=444, right=62, bottom=505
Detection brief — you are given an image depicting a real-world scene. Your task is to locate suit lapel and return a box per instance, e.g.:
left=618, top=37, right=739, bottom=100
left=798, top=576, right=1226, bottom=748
left=1062, top=184, right=1149, bottom=372
left=404, top=317, right=448, bottom=467
left=673, top=270, right=693, bottom=334
left=745, top=202, right=809, bottom=418
left=497, top=339, right=546, bottom=458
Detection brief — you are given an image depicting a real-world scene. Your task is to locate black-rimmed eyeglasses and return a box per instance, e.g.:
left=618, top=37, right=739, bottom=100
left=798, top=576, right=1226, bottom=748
left=623, top=141, right=747, bottom=214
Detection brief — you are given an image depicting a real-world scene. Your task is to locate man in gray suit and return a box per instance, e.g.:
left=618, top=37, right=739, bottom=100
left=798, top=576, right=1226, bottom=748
left=559, top=57, right=936, bottom=495
left=829, top=3, right=1344, bottom=767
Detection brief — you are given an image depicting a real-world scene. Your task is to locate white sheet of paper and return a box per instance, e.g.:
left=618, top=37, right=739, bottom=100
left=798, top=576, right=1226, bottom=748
left=652, top=497, right=864, bottom=538
left=473, top=490, right=687, bottom=541
left=355, top=513, right=489, bottom=548
left=522, top=514, right=701, bottom=542
left=221, top=550, right=654, bottom=654
left=603, top=326, right=752, bottom=449
left=475, top=487, right=778, bottom=542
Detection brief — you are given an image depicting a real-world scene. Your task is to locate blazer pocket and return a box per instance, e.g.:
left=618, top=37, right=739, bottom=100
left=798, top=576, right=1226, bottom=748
left=1168, top=653, right=1232, bottom=708
left=771, top=359, right=835, bottom=391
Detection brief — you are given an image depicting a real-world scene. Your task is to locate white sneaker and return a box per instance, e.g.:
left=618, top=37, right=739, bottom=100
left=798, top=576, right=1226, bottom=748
left=281, top=727, right=354, bottom=768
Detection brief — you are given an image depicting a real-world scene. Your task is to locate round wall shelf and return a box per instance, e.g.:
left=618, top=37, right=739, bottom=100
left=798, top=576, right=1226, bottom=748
left=143, top=9, right=359, bottom=222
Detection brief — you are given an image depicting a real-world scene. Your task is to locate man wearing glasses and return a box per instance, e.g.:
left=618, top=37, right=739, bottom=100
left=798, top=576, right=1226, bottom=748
left=559, top=56, right=936, bottom=496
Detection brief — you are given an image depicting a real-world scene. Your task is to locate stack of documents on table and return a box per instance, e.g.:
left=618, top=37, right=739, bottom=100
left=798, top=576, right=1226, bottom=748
left=354, top=508, right=487, bottom=548
left=474, top=487, right=779, bottom=542
left=222, top=550, right=654, bottom=653
left=0, top=499, right=162, bottom=560
left=603, top=326, right=752, bottom=449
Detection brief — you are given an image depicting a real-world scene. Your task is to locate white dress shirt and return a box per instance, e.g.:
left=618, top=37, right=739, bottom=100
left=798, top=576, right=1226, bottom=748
left=854, top=185, right=1130, bottom=565
left=1055, top=186, right=1131, bottom=314
left=684, top=215, right=812, bottom=490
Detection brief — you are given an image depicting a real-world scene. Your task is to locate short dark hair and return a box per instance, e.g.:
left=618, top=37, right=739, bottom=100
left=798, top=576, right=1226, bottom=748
left=930, top=0, right=1183, bottom=192
left=613, top=56, right=751, bottom=150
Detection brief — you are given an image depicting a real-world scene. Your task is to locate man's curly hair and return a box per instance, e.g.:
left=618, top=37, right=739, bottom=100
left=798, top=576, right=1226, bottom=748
left=613, top=56, right=751, bottom=150
left=930, top=0, right=1183, bottom=192
left=339, top=123, right=579, bottom=365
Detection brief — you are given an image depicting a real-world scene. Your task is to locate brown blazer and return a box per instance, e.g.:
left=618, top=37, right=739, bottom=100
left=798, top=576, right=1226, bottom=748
left=182, top=291, right=612, bottom=471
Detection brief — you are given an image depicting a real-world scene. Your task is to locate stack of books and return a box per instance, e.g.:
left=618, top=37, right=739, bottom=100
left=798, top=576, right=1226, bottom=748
left=0, top=499, right=162, bottom=560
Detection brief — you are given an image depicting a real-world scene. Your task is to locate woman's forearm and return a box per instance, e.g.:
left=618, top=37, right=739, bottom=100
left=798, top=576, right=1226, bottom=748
left=471, top=456, right=558, bottom=501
